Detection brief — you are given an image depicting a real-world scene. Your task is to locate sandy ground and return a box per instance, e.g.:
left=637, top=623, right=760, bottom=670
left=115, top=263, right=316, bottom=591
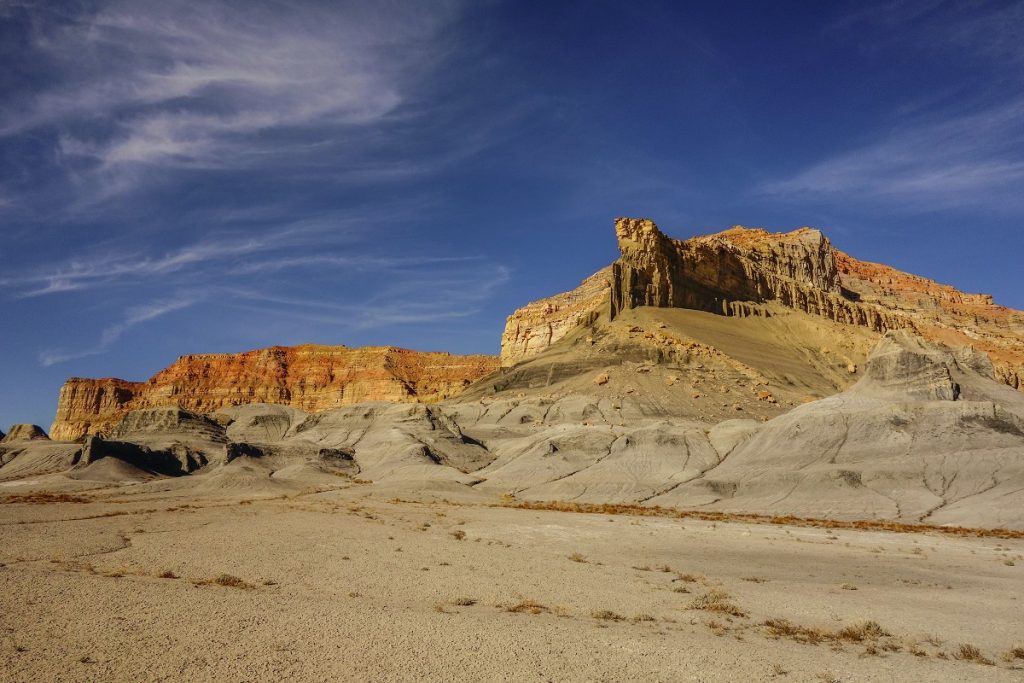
left=2, top=486, right=1023, bottom=682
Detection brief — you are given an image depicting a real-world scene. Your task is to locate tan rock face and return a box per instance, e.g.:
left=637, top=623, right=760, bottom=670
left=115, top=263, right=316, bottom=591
left=50, top=345, right=499, bottom=441
left=501, top=218, right=1024, bottom=391
left=0, top=424, right=50, bottom=443
left=500, top=267, right=612, bottom=365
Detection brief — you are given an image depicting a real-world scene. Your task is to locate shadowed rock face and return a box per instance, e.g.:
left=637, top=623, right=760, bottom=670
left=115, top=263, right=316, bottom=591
left=80, top=436, right=208, bottom=476
left=611, top=219, right=843, bottom=318
left=50, top=345, right=500, bottom=441
left=500, top=218, right=1024, bottom=394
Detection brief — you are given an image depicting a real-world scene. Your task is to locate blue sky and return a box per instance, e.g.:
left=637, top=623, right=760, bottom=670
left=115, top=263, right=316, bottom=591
left=1, top=0, right=1023, bottom=429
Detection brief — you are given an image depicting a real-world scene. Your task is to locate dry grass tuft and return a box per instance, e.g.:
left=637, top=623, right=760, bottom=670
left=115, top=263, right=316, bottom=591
left=591, top=609, right=625, bottom=621
left=763, top=617, right=896, bottom=651
left=762, top=618, right=831, bottom=645
left=501, top=500, right=1024, bottom=539
left=450, top=530, right=467, bottom=541
left=688, top=589, right=747, bottom=617
left=451, top=597, right=477, bottom=606
left=214, top=574, right=250, bottom=588
left=836, top=619, right=888, bottom=642
left=2, top=492, right=90, bottom=504
left=505, top=599, right=548, bottom=615
left=568, top=552, right=587, bottom=563
left=157, top=570, right=178, bottom=579
left=954, top=643, right=994, bottom=665
left=192, top=573, right=254, bottom=590
left=705, top=619, right=728, bottom=636
left=1003, top=645, right=1024, bottom=662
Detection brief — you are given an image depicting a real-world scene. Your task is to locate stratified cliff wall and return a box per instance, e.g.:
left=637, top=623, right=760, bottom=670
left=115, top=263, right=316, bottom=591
left=501, top=218, right=1024, bottom=391
left=500, top=267, right=613, bottom=365
left=51, top=345, right=499, bottom=441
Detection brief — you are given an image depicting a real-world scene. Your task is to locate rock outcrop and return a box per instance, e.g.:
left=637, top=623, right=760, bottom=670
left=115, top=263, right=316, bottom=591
left=1, top=424, right=50, bottom=443
left=500, top=218, right=1024, bottom=394
left=51, top=345, right=499, bottom=441
left=500, top=267, right=612, bottom=365
left=651, top=331, right=1024, bottom=528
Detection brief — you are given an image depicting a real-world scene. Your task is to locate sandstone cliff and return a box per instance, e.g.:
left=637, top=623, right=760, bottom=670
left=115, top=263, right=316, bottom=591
left=500, top=267, right=612, bottom=365
left=51, top=345, right=499, bottom=441
left=501, top=218, right=1024, bottom=393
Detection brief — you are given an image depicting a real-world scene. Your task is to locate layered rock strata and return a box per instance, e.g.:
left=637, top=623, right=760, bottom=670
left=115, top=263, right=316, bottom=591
left=51, top=345, right=499, bottom=441
left=501, top=218, right=1024, bottom=394
left=500, top=267, right=612, bottom=365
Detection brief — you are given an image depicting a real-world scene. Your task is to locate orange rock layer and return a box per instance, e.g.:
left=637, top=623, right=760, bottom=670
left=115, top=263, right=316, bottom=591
left=502, top=218, right=1024, bottom=391
left=50, top=345, right=499, bottom=441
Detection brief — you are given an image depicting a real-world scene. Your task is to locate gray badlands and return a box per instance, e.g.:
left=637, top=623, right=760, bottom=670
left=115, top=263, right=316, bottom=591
left=2, top=219, right=1023, bottom=681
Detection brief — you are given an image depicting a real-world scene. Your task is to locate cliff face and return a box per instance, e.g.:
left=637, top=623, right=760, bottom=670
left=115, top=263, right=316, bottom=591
left=500, top=267, right=612, bottom=365
left=501, top=218, right=1024, bottom=391
left=51, top=345, right=499, bottom=441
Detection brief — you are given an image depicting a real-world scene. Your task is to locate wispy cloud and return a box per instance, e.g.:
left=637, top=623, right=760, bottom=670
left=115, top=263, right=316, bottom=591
left=0, top=203, right=420, bottom=298
left=0, top=1, right=514, bottom=371
left=828, top=0, right=1024, bottom=66
left=226, top=263, right=512, bottom=331
left=759, top=99, right=1024, bottom=209
left=39, top=295, right=200, bottom=366
left=1, top=0, right=468, bottom=203
left=7, top=231, right=298, bottom=297
left=763, top=3, right=1024, bottom=213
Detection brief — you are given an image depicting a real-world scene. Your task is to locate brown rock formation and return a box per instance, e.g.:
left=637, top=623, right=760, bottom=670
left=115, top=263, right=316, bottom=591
left=1, top=424, right=50, bottom=443
left=501, top=218, right=1024, bottom=392
left=51, top=345, right=499, bottom=441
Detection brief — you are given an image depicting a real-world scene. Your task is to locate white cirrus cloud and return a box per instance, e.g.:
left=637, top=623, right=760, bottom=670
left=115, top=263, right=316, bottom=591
left=39, top=294, right=201, bottom=366
left=3, top=0, right=467, bottom=195
left=759, top=99, right=1024, bottom=211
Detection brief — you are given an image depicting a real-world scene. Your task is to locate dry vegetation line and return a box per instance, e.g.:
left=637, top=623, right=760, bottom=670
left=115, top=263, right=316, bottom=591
left=500, top=499, right=1024, bottom=540
left=391, top=498, right=1024, bottom=671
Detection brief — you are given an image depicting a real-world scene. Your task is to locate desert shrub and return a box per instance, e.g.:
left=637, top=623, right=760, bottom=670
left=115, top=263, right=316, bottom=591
left=688, top=589, right=747, bottom=618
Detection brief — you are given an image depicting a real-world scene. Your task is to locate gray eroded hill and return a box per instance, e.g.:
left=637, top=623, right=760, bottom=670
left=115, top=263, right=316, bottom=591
left=647, top=331, right=1024, bottom=528
left=3, top=319, right=1024, bottom=528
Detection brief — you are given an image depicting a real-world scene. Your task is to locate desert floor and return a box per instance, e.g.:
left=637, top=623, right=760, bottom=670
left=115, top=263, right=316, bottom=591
left=2, top=485, right=1023, bottom=682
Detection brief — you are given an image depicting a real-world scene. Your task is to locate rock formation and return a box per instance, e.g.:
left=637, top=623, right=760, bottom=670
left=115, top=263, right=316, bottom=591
left=1, top=424, right=50, bottom=443
left=500, top=267, right=612, bottom=365
left=51, top=345, right=499, bottom=441
left=653, top=331, right=1024, bottom=528
left=500, top=218, right=1024, bottom=395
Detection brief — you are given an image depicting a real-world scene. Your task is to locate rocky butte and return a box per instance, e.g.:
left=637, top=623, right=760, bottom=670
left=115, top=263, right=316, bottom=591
left=50, top=345, right=499, bottom=441
left=502, top=218, right=1024, bottom=391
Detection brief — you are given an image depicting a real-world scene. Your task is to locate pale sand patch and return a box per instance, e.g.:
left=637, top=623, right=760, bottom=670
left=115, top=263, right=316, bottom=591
left=2, top=490, right=1022, bottom=682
